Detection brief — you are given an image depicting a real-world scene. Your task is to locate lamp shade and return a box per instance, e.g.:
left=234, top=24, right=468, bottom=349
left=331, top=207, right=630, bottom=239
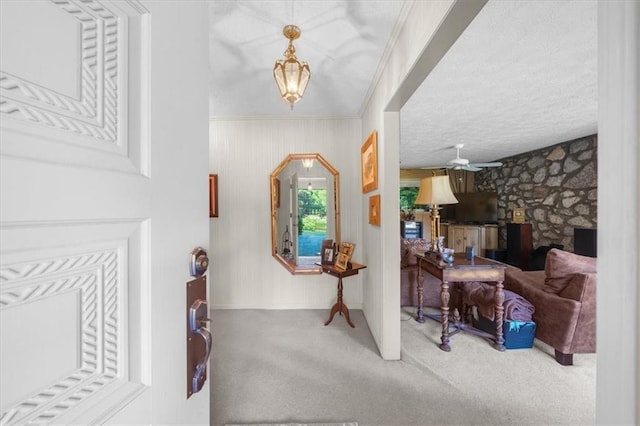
left=415, top=175, right=458, bottom=206
left=273, top=58, right=310, bottom=106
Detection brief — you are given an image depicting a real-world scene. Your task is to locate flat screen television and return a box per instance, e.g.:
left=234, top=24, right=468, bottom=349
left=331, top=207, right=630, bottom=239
left=440, top=192, right=498, bottom=224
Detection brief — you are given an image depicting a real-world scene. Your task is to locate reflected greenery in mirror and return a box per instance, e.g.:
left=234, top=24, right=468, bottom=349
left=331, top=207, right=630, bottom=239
left=270, top=153, right=340, bottom=275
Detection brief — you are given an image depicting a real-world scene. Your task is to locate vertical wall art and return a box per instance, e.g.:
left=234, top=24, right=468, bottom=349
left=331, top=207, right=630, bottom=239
left=369, top=194, right=381, bottom=225
left=361, top=131, right=378, bottom=193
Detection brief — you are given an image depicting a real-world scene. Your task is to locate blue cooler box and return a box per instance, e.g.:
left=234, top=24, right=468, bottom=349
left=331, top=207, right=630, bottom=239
left=472, top=315, right=536, bottom=349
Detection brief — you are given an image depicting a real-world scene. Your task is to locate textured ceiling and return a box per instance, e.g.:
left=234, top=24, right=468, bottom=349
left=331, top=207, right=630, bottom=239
left=209, top=1, right=598, bottom=169
left=208, top=0, right=404, bottom=117
left=400, top=0, right=598, bottom=169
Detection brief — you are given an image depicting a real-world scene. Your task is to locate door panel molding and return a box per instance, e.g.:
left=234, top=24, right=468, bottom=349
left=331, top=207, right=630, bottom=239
left=0, top=221, right=148, bottom=425
left=0, top=0, right=150, bottom=176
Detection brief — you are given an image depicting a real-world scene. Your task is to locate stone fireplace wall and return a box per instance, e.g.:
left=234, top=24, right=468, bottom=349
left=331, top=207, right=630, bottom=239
left=474, top=134, right=597, bottom=252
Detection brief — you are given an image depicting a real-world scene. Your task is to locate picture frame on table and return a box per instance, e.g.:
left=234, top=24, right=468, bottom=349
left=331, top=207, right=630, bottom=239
left=321, top=239, right=335, bottom=265
left=339, top=242, right=356, bottom=260
left=334, top=252, right=350, bottom=271
left=361, top=131, right=378, bottom=193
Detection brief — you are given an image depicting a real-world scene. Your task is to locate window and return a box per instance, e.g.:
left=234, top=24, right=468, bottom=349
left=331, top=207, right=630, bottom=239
left=400, top=186, right=419, bottom=210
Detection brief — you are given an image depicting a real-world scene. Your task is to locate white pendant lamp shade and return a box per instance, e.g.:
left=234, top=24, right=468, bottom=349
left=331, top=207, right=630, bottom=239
left=273, top=25, right=310, bottom=109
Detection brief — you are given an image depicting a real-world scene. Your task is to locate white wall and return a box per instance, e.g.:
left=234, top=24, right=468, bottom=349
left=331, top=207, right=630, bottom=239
left=596, top=1, right=639, bottom=423
left=209, top=118, right=362, bottom=310
left=359, top=0, right=487, bottom=359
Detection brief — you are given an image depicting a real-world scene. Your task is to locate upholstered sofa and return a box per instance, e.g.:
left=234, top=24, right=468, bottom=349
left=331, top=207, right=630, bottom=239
left=503, top=248, right=596, bottom=365
left=400, top=238, right=458, bottom=309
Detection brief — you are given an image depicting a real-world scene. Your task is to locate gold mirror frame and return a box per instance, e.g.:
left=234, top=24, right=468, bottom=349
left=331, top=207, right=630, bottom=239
left=270, top=153, right=340, bottom=275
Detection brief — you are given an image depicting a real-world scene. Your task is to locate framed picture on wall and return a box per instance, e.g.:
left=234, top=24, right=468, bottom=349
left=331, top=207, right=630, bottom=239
left=209, top=174, right=218, bottom=218
left=361, top=131, right=378, bottom=193
left=513, top=208, right=525, bottom=223
left=369, top=194, right=381, bottom=225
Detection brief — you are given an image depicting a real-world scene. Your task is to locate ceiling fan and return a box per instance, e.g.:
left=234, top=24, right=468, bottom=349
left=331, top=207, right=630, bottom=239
left=424, top=144, right=503, bottom=172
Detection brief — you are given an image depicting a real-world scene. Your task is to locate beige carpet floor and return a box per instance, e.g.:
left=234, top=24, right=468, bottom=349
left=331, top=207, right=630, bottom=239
left=210, top=308, right=595, bottom=426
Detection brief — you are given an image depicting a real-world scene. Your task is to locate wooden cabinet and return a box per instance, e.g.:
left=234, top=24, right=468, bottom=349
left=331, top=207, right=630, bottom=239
left=440, top=223, right=449, bottom=246
left=484, top=225, right=498, bottom=250
left=447, top=224, right=498, bottom=257
left=449, top=226, right=481, bottom=253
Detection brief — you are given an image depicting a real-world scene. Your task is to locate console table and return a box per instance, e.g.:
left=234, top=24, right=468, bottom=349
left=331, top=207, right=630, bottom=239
left=318, top=262, right=366, bottom=328
left=415, top=252, right=506, bottom=352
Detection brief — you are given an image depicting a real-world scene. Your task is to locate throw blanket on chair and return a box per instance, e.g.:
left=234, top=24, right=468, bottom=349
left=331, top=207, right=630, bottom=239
left=462, top=281, right=535, bottom=322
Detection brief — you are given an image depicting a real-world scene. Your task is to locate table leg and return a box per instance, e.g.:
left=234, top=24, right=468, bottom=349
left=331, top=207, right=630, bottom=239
left=324, top=277, right=355, bottom=328
left=341, top=302, right=355, bottom=328
left=416, top=265, right=425, bottom=323
left=494, top=280, right=506, bottom=351
left=439, top=280, right=451, bottom=352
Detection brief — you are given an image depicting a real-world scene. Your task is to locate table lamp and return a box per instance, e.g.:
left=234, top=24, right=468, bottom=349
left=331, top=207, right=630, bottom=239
left=414, top=175, right=458, bottom=252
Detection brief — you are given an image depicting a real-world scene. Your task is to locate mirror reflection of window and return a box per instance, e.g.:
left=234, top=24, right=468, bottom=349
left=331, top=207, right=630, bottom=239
left=270, top=154, right=340, bottom=275
left=296, top=178, right=327, bottom=268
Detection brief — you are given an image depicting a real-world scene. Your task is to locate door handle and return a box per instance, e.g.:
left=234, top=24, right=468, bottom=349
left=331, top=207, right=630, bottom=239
left=188, top=298, right=212, bottom=395
left=191, top=326, right=212, bottom=394
left=186, top=277, right=210, bottom=398
left=189, top=299, right=210, bottom=332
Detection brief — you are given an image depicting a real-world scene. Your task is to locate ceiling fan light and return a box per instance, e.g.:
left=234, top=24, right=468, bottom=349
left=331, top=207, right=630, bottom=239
left=449, top=158, right=469, bottom=166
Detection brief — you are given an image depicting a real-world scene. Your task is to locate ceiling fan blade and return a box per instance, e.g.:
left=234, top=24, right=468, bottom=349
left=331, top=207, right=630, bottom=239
left=468, top=162, right=503, bottom=168
left=462, top=165, right=482, bottom=172
left=419, top=165, right=452, bottom=170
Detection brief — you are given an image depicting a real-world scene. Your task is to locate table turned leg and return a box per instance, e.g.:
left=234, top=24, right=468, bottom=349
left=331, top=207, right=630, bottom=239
left=341, top=302, right=355, bottom=328
left=324, top=277, right=355, bottom=328
left=494, top=280, right=506, bottom=351
left=439, top=280, right=451, bottom=352
left=324, top=302, right=340, bottom=326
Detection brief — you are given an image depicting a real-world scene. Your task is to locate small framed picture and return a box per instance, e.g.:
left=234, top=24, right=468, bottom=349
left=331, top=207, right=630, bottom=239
left=323, top=248, right=334, bottom=263
left=369, top=194, right=380, bottom=225
left=340, top=242, right=356, bottom=260
left=513, top=208, right=525, bottom=223
left=334, top=252, right=350, bottom=271
left=361, top=131, right=378, bottom=193
left=321, top=239, right=335, bottom=265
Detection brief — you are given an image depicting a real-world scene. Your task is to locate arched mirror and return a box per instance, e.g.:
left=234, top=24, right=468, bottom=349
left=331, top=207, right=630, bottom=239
left=270, top=153, right=340, bottom=274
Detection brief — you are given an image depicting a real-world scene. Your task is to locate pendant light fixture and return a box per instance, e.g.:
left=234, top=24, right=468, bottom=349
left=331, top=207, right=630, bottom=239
left=273, top=25, right=311, bottom=110
left=303, top=157, right=313, bottom=191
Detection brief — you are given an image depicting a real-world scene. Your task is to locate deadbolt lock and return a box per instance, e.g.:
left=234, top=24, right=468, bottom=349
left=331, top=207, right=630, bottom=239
left=190, top=247, right=209, bottom=277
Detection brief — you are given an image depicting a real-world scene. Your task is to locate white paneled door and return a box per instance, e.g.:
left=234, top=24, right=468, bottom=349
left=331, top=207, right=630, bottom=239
left=1, top=1, right=209, bottom=424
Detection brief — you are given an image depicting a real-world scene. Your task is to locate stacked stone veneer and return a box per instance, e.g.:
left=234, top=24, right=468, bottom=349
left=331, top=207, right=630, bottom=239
left=475, top=134, right=597, bottom=252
